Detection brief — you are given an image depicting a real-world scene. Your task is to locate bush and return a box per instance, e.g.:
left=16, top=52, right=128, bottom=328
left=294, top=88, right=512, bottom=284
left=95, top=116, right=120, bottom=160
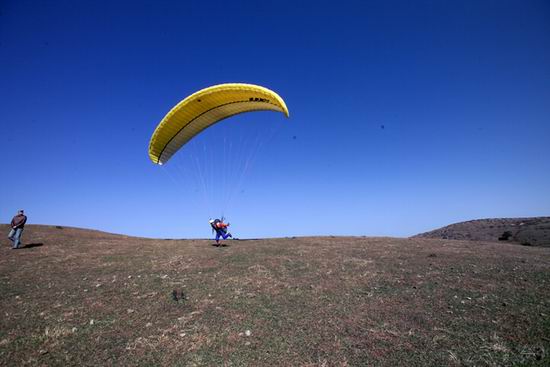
left=498, top=231, right=513, bottom=241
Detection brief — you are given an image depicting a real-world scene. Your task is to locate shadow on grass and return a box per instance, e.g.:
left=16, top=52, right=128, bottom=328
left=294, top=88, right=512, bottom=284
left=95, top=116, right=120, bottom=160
left=211, top=243, right=232, bottom=247
left=21, top=243, right=44, bottom=249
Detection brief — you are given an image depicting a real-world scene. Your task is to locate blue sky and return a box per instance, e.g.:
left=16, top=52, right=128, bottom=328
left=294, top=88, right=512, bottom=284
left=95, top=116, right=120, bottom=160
left=1, top=0, right=549, bottom=238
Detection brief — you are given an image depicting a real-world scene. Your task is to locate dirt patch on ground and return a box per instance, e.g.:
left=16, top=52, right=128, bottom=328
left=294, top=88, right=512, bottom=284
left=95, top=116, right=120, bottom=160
left=1, top=225, right=549, bottom=366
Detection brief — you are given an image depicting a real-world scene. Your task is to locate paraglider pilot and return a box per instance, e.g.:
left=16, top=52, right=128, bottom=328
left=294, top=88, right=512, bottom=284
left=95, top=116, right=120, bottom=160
left=209, top=218, right=232, bottom=245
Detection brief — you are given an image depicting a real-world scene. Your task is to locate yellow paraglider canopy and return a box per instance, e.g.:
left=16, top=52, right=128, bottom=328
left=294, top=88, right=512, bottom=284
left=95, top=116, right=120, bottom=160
left=149, top=83, right=289, bottom=165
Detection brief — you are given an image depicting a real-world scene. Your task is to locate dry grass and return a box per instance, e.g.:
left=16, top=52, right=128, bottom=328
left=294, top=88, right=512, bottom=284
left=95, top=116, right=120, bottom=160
left=0, top=225, right=549, bottom=366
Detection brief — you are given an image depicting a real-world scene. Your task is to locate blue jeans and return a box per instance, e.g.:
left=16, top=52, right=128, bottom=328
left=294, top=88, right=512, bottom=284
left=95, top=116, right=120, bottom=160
left=215, top=230, right=231, bottom=241
left=8, top=228, right=23, bottom=248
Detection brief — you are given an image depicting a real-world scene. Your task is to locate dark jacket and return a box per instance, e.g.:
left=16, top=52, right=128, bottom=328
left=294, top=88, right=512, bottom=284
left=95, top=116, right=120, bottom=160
left=11, top=214, right=27, bottom=229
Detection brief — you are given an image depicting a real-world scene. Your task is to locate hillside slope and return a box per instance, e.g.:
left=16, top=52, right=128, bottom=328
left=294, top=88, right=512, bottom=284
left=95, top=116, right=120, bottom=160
left=413, top=217, right=550, bottom=247
left=1, top=225, right=549, bottom=366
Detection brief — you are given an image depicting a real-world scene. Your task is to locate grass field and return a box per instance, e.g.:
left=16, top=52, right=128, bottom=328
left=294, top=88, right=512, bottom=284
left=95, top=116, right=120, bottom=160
left=1, top=225, right=549, bottom=366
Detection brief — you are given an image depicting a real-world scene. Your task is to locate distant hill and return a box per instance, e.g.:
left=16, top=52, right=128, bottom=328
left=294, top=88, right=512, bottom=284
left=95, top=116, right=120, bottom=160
left=413, top=217, right=550, bottom=247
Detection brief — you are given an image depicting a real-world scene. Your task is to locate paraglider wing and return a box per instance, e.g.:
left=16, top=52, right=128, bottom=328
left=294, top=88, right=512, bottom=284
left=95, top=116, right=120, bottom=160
left=148, top=83, right=289, bottom=165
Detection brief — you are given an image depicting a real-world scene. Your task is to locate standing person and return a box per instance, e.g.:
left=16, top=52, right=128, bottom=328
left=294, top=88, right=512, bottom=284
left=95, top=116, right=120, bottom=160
left=209, top=218, right=233, bottom=246
left=8, top=210, right=27, bottom=249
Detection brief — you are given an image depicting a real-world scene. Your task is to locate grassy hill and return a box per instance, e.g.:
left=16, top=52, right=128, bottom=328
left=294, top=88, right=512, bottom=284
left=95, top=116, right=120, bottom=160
left=413, top=217, right=550, bottom=247
left=1, top=225, right=549, bottom=366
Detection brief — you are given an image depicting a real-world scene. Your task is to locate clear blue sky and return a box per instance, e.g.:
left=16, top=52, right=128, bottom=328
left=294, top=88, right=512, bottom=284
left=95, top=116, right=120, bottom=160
left=1, top=0, right=549, bottom=238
